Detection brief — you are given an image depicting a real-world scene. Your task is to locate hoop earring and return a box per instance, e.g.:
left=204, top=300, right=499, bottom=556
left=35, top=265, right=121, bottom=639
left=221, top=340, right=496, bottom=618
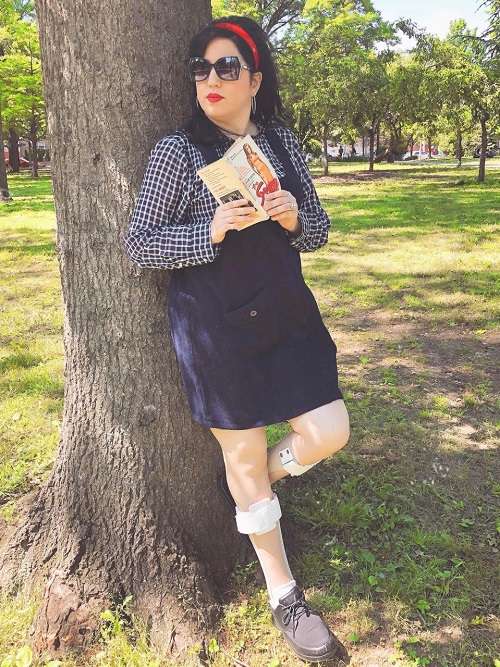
left=251, top=96, right=256, bottom=115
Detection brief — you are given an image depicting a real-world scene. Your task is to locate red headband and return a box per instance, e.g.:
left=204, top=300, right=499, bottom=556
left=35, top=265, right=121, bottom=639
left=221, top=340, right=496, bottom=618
left=215, top=22, right=260, bottom=71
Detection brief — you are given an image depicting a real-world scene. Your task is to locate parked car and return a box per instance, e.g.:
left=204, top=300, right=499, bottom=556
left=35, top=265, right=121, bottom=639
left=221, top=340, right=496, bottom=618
left=4, top=156, right=30, bottom=167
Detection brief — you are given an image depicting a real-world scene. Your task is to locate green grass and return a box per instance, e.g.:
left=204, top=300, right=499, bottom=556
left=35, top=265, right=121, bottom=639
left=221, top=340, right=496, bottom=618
left=0, top=165, right=499, bottom=666
left=0, top=173, right=62, bottom=520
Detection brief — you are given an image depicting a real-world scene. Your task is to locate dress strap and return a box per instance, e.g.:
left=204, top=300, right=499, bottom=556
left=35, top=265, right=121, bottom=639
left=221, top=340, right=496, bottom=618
left=192, top=140, right=219, bottom=166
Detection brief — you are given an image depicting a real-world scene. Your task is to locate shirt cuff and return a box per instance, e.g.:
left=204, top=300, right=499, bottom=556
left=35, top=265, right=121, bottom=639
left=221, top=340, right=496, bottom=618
left=194, top=221, right=220, bottom=263
left=286, top=211, right=310, bottom=249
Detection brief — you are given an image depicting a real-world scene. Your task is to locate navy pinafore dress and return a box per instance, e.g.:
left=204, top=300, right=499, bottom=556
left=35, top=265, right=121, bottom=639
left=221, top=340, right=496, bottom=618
left=168, top=129, right=343, bottom=430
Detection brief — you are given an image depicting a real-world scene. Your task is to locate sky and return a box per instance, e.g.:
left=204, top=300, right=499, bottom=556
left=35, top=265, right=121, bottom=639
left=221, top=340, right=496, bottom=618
left=373, top=0, right=489, bottom=42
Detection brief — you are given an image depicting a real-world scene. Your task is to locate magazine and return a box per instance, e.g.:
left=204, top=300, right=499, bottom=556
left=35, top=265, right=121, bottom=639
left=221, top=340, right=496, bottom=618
left=197, top=135, right=280, bottom=228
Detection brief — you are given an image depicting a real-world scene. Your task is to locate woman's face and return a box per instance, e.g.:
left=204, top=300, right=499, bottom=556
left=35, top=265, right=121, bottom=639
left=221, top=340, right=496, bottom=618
left=196, top=37, right=261, bottom=129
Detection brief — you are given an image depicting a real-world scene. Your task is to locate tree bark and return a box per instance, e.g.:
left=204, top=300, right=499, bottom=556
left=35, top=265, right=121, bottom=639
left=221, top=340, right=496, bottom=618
left=8, top=128, right=20, bottom=173
left=456, top=125, right=462, bottom=168
left=0, top=104, right=12, bottom=199
left=368, top=127, right=375, bottom=172
left=0, top=0, right=240, bottom=659
left=322, top=122, right=329, bottom=176
left=478, top=116, right=488, bottom=184
left=29, top=110, right=39, bottom=178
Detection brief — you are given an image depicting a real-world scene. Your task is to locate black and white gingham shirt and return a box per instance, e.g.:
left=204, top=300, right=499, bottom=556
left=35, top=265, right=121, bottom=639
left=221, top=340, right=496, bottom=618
left=125, top=125, right=331, bottom=269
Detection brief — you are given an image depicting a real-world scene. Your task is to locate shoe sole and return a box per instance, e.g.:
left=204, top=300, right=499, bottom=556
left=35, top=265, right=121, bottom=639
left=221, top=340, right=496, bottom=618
left=217, top=474, right=253, bottom=549
left=272, top=616, right=339, bottom=663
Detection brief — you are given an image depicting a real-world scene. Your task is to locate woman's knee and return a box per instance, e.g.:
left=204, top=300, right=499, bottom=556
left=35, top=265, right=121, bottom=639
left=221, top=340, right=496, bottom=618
left=211, top=427, right=268, bottom=472
left=291, top=399, right=350, bottom=459
left=325, top=401, right=350, bottom=453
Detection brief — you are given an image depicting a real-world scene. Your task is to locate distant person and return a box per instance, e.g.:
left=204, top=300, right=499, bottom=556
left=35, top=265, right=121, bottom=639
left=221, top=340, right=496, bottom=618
left=338, top=145, right=344, bottom=159
left=351, top=145, right=356, bottom=157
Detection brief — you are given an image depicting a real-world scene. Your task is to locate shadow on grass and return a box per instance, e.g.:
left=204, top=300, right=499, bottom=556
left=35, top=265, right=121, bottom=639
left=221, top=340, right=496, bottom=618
left=0, top=228, right=56, bottom=256
left=322, top=192, right=498, bottom=233
left=1, top=242, right=56, bottom=256
left=279, top=438, right=499, bottom=665
left=1, top=199, right=55, bottom=214
left=5, top=174, right=53, bottom=199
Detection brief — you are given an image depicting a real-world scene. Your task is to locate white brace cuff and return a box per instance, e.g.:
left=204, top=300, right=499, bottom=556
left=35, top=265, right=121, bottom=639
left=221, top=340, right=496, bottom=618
left=279, top=447, right=318, bottom=476
left=235, top=494, right=282, bottom=535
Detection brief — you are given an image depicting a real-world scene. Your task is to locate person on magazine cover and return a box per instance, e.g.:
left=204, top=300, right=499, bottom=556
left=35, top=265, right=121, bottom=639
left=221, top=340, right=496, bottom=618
left=243, top=142, right=279, bottom=192
left=125, top=16, right=350, bottom=663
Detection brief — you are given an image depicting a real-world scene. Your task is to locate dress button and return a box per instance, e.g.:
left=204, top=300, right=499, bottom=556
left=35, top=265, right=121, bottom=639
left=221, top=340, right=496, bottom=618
left=250, top=310, right=257, bottom=317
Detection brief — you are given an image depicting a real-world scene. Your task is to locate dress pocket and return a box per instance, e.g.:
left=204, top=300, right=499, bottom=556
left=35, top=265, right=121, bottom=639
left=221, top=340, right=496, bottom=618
left=224, top=286, right=285, bottom=355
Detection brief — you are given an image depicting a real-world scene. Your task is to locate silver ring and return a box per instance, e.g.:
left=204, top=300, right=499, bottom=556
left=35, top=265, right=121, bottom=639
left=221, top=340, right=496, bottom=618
left=289, top=201, right=297, bottom=209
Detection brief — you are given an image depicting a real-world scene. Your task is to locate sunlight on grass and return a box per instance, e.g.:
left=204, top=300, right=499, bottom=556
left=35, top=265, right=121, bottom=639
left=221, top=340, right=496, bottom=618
left=0, top=166, right=499, bottom=666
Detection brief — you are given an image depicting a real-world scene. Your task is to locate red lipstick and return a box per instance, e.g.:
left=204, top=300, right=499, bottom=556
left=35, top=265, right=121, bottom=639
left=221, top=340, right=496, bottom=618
left=207, top=93, right=224, bottom=102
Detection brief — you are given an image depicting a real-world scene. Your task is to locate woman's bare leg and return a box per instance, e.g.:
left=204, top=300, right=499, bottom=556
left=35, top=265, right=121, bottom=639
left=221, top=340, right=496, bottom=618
left=211, top=426, right=294, bottom=595
left=267, top=399, right=350, bottom=484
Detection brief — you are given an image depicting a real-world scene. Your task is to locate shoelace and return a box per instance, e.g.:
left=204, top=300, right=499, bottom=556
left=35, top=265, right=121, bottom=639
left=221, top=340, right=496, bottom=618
left=282, top=598, right=315, bottom=637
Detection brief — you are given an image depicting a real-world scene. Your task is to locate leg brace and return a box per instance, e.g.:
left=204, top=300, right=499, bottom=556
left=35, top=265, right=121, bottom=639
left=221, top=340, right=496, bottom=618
left=279, top=446, right=318, bottom=476
left=235, top=493, right=282, bottom=535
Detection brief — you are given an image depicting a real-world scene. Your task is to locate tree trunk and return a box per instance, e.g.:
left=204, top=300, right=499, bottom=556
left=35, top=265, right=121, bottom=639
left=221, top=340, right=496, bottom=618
left=0, top=104, right=12, bottom=199
left=0, top=0, right=240, bottom=660
left=322, top=122, right=329, bottom=176
left=30, top=110, right=39, bottom=178
left=368, top=128, right=375, bottom=172
left=456, top=125, right=462, bottom=168
left=8, top=128, right=20, bottom=173
left=478, top=117, right=488, bottom=184
left=427, top=135, right=432, bottom=159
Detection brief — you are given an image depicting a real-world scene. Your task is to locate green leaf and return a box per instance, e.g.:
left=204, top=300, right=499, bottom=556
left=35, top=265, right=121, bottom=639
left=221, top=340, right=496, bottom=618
left=348, top=633, right=360, bottom=643
left=15, top=647, right=32, bottom=667
left=470, top=616, right=485, bottom=626
left=268, top=657, right=281, bottom=667
left=416, top=599, right=430, bottom=613
left=361, top=549, right=376, bottom=565
left=100, top=609, right=116, bottom=622
left=208, top=638, right=219, bottom=654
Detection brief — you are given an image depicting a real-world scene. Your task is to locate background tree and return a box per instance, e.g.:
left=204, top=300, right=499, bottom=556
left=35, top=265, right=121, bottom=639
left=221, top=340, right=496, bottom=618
left=212, top=0, right=305, bottom=38
left=0, top=0, right=44, bottom=176
left=448, top=18, right=500, bottom=182
left=0, top=0, right=15, bottom=195
left=0, top=0, right=241, bottom=659
left=281, top=0, right=394, bottom=173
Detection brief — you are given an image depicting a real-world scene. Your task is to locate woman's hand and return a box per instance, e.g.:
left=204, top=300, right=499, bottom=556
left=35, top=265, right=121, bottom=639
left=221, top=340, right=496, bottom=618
left=211, top=199, right=256, bottom=244
left=263, top=189, right=301, bottom=236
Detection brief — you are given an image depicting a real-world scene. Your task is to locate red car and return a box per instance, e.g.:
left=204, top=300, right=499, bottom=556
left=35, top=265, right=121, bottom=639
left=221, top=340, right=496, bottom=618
left=4, top=156, right=30, bottom=167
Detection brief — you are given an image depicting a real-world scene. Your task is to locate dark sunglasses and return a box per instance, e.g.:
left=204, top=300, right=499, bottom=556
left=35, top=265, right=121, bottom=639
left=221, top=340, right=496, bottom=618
left=188, top=56, right=252, bottom=82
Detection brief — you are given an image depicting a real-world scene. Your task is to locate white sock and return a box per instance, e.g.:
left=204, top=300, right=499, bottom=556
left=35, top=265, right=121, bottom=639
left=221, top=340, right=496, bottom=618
left=270, top=579, right=297, bottom=609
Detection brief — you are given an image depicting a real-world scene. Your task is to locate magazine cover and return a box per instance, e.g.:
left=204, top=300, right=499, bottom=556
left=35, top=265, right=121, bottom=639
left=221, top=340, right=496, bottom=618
left=197, top=135, right=280, bottom=229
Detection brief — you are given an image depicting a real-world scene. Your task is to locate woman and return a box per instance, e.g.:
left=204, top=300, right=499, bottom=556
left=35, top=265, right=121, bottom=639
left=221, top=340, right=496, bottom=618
left=125, top=16, right=349, bottom=663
